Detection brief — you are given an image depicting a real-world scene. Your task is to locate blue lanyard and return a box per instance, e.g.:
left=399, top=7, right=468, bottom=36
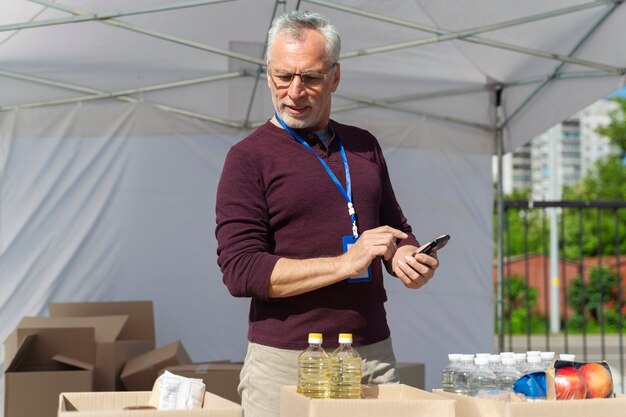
left=275, top=114, right=359, bottom=238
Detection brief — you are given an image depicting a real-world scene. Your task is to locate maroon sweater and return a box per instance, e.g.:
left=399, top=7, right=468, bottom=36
left=215, top=120, right=419, bottom=350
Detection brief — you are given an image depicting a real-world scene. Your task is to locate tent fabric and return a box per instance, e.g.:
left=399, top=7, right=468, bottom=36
left=0, top=100, right=494, bottom=403
left=1, top=0, right=626, bottom=407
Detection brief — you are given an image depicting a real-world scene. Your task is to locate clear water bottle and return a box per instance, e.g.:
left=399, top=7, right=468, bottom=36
left=329, top=333, right=362, bottom=399
left=525, top=355, right=544, bottom=374
left=468, top=356, right=497, bottom=397
left=452, top=354, right=475, bottom=396
left=441, top=354, right=462, bottom=392
left=540, top=351, right=555, bottom=370
left=297, top=333, right=330, bottom=398
left=489, top=354, right=502, bottom=374
left=514, top=353, right=528, bottom=374
left=526, top=350, right=541, bottom=359
left=497, top=356, right=522, bottom=392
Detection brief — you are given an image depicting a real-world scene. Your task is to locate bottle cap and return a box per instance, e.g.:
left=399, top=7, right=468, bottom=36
left=489, top=354, right=502, bottom=363
left=338, top=333, right=353, bottom=344
left=559, top=353, right=576, bottom=361
left=502, top=356, right=516, bottom=365
left=474, top=356, right=489, bottom=366
left=540, top=351, right=555, bottom=360
left=308, top=333, right=323, bottom=344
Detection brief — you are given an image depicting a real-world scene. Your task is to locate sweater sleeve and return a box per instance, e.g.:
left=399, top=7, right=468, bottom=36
left=215, top=146, right=280, bottom=299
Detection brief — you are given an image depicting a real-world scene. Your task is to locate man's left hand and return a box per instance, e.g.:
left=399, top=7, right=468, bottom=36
left=391, top=244, right=439, bottom=289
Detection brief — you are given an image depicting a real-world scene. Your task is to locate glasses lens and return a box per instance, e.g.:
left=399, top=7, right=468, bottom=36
left=272, top=72, right=294, bottom=87
left=269, top=64, right=334, bottom=88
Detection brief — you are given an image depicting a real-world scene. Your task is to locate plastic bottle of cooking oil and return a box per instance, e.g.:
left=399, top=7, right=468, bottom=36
left=297, top=333, right=330, bottom=398
left=329, top=333, right=362, bottom=399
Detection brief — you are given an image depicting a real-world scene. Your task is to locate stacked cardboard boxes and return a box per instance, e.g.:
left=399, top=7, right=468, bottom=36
left=120, top=340, right=192, bottom=391
left=4, top=327, right=95, bottom=417
left=3, top=300, right=157, bottom=417
left=49, top=300, right=156, bottom=391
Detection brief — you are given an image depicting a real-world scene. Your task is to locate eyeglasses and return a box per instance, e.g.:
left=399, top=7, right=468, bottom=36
left=268, top=63, right=337, bottom=88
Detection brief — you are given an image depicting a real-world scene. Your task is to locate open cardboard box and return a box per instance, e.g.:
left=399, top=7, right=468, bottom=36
left=58, top=391, right=243, bottom=416
left=434, top=390, right=626, bottom=417
left=49, top=300, right=156, bottom=390
left=280, top=384, right=455, bottom=417
left=163, top=362, right=243, bottom=404
left=4, top=328, right=95, bottom=417
left=121, top=340, right=192, bottom=391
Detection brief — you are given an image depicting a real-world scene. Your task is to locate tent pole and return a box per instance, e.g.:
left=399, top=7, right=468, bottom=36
left=495, top=85, right=505, bottom=352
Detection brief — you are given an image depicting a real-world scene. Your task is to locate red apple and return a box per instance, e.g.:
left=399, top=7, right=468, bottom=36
left=555, top=366, right=587, bottom=400
left=579, top=362, right=613, bottom=398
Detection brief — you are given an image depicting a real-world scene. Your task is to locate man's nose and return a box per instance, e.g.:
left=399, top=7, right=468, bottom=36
left=288, top=75, right=307, bottom=97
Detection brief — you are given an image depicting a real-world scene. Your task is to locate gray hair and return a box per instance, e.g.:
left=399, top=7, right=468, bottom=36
left=266, top=10, right=341, bottom=65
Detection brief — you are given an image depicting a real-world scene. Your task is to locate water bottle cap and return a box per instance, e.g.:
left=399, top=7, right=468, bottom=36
left=528, top=355, right=542, bottom=364
left=489, top=354, right=501, bottom=363
left=308, top=333, right=323, bottom=344
left=502, top=356, right=516, bottom=365
left=559, top=353, right=576, bottom=361
left=514, top=353, right=526, bottom=360
left=500, top=352, right=515, bottom=357
left=338, top=333, right=353, bottom=344
left=474, top=356, right=489, bottom=366
left=526, top=351, right=541, bottom=357
left=541, top=351, right=555, bottom=360
left=475, top=353, right=491, bottom=358
left=448, top=353, right=462, bottom=360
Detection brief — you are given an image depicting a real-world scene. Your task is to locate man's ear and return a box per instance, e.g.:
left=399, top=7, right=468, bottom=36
left=331, top=63, right=340, bottom=92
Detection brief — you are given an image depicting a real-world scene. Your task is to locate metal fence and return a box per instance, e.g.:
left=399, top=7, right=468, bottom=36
left=495, top=200, right=626, bottom=393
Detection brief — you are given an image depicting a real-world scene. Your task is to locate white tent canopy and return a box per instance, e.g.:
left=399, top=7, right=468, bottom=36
left=1, top=0, right=625, bottom=405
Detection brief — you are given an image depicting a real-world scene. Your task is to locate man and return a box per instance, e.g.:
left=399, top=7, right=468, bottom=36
left=215, top=10, right=439, bottom=417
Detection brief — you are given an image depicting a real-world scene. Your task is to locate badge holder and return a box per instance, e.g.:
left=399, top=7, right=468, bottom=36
left=342, top=235, right=372, bottom=283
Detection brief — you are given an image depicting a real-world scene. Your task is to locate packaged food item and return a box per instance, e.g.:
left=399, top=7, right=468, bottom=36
left=546, top=360, right=613, bottom=400
left=513, top=371, right=546, bottom=399
left=149, top=370, right=205, bottom=409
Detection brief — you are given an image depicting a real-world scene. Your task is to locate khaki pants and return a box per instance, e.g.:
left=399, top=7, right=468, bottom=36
left=238, top=337, right=399, bottom=417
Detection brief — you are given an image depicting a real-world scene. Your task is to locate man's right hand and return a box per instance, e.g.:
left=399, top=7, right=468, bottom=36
left=340, top=226, right=408, bottom=278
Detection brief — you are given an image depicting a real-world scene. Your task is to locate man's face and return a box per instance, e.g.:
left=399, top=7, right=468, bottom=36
left=267, top=29, right=340, bottom=131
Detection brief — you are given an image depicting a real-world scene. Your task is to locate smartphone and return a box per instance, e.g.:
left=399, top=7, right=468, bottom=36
left=412, top=234, right=450, bottom=257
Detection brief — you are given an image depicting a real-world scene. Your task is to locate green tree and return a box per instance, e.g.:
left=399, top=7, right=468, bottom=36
left=499, top=275, right=545, bottom=334
left=567, top=265, right=624, bottom=332
left=596, top=97, right=626, bottom=158
left=561, top=98, right=626, bottom=259
left=495, top=188, right=546, bottom=257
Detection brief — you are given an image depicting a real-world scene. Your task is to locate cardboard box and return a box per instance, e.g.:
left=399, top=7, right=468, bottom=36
left=4, top=328, right=95, bottom=417
left=434, top=390, right=626, bottom=417
left=49, top=300, right=156, bottom=390
left=280, top=384, right=455, bottom=417
left=58, top=391, right=243, bottom=416
left=163, top=362, right=242, bottom=404
left=121, top=340, right=192, bottom=391
left=396, top=362, right=425, bottom=389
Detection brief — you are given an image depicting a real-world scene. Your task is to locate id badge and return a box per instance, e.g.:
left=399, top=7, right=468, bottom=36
left=342, top=235, right=372, bottom=283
